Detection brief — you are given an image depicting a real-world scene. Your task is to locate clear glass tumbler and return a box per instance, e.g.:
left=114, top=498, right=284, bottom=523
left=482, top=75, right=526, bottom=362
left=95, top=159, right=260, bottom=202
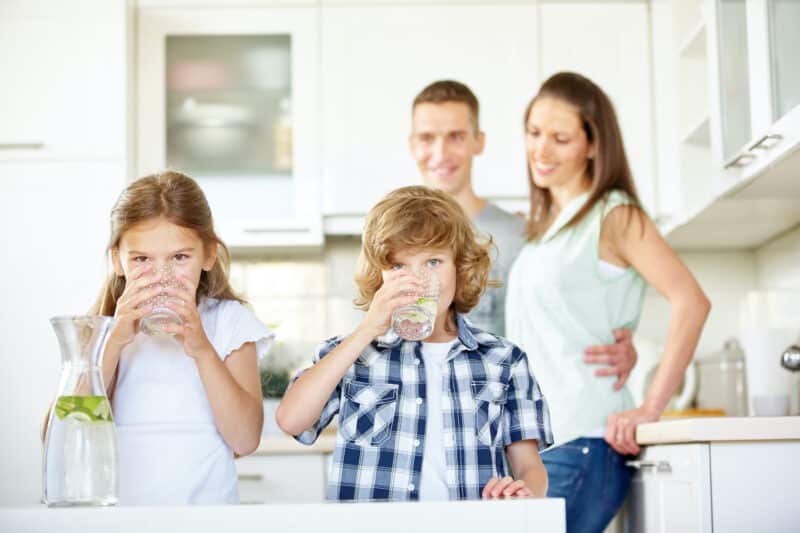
left=139, top=263, right=183, bottom=336
left=391, top=267, right=440, bottom=341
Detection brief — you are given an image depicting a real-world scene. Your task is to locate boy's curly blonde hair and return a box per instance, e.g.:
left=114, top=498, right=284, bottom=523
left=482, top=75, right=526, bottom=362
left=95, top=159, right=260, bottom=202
left=354, top=186, right=492, bottom=314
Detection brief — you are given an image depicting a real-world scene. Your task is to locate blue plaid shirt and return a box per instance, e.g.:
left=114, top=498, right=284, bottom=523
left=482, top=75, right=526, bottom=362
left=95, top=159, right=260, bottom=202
left=293, top=314, right=553, bottom=501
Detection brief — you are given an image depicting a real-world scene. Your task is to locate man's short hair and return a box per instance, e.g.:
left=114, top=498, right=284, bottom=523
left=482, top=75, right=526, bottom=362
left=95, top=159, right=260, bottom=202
left=412, top=80, right=480, bottom=130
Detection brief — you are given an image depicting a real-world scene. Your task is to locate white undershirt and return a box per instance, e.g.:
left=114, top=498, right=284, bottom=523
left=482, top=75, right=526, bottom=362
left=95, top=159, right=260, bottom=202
left=419, top=340, right=455, bottom=501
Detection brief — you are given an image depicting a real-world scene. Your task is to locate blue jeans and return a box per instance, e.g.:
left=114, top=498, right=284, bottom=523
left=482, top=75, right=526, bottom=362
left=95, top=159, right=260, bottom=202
left=542, top=438, right=632, bottom=533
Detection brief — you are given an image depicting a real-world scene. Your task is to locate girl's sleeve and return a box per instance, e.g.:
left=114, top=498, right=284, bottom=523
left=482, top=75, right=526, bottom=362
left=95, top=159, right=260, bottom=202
left=213, top=300, right=275, bottom=362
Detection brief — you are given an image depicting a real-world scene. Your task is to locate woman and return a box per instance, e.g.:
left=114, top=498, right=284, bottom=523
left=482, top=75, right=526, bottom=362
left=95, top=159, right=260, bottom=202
left=506, top=72, right=710, bottom=532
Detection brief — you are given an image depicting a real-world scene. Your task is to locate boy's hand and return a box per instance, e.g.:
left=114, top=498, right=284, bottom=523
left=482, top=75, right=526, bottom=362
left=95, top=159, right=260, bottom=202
left=108, top=264, right=160, bottom=348
left=583, top=328, right=637, bottom=390
left=481, top=476, right=533, bottom=499
left=162, top=274, right=216, bottom=361
left=358, top=269, right=423, bottom=339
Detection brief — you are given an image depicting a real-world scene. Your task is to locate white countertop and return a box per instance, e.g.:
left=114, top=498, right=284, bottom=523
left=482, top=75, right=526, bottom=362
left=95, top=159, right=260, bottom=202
left=0, top=499, right=565, bottom=533
left=636, top=416, right=800, bottom=445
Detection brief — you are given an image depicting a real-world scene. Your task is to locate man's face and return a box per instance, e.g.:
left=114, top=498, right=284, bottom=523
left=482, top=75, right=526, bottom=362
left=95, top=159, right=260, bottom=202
left=409, top=102, right=485, bottom=195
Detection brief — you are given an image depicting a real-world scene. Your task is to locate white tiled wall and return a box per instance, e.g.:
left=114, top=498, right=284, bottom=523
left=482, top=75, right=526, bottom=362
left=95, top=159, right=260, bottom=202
left=755, top=226, right=800, bottom=290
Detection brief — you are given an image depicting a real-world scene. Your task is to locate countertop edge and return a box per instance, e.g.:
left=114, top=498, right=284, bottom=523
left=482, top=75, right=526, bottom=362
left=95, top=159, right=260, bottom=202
left=636, top=416, right=800, bottom=445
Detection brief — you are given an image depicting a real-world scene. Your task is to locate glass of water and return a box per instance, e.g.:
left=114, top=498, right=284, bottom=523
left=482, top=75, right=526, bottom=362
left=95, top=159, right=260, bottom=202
left=391, top=267, right=439, bottom=341
left=139, top=263, right=183, bottom=336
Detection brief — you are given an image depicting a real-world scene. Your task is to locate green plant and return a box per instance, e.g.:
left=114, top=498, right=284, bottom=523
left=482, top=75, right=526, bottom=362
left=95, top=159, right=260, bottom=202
left=260, top=366, right=292, bottom=399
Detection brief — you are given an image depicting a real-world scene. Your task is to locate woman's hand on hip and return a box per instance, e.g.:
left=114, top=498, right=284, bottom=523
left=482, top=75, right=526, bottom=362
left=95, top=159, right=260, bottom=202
left=604, top=406, right=660, bottom=455
left=584, top=328, right=637, bottom=390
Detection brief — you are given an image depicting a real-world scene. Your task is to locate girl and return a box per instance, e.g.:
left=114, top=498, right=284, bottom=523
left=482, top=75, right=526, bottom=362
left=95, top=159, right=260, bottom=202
left=93, top=171, right=273, bottom=505
left=506, top=72, right=710, bottom=532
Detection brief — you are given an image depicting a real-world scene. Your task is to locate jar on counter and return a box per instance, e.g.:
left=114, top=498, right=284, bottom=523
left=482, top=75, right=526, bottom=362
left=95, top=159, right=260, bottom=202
left=696, top=338, right=749, bottom=416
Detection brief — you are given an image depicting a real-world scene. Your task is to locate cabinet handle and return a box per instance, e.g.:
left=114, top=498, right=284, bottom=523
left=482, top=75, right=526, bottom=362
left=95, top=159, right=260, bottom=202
left=625, top=460, right=672, bottom=473
left=748, top=133, right=783, bottom=151
left=0, top=142, right=44, bottom=150
left=238, top=474, right=264, bottom=482
left=724, top=153, right=756, bottom=168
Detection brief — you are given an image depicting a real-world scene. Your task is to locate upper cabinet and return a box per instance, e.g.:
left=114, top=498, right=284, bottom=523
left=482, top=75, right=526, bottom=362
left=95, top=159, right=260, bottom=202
left=319, top=2, right=540, bottom=223
left=0, top=0, right=128, bottom=161
left=538, top=1, right=655, bottom=216
left=651, top=0, right=800, bottom=250
left=136, top=7, right=323, bottom=247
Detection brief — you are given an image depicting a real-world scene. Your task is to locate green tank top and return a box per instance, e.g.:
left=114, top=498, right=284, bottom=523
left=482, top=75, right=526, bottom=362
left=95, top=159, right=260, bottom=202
left=506, top=190, right=646, bottom=445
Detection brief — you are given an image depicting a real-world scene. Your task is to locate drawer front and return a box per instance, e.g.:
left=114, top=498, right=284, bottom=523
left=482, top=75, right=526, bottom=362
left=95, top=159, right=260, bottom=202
left=236, top=454, right=327, bottom=504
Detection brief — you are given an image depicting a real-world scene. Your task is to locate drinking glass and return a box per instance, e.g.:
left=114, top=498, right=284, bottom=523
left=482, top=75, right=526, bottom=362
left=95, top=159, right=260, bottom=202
left=139, top=263, right=183, bottom=336
left=391, top=267, right=439, bottom=341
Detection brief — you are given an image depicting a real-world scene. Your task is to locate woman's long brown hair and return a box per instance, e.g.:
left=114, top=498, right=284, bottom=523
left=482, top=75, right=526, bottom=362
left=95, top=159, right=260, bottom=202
left=524, top=71, right=644, bottom=240
left=91, top=171, right=243, bottom=316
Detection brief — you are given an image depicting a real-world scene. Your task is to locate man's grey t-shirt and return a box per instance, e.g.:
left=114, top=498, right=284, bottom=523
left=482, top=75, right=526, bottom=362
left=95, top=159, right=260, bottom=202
left=468, top=203, right=527, bottom=337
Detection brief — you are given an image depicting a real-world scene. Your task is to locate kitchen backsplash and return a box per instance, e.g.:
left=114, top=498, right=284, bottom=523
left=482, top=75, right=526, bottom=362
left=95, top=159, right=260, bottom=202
left=230, top=225, right=800, bottom=378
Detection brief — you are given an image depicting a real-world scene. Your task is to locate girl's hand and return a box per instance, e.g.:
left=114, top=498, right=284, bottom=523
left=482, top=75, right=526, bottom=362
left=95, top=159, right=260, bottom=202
left=481, top=476, right=533, bottom=499
left=358, top=269, right=423, bottom=339
left=161, top=274, right=215, bottom=360
left=604, top=406, right=661, bottom=455
left=108, top=264, right=161, bottom=347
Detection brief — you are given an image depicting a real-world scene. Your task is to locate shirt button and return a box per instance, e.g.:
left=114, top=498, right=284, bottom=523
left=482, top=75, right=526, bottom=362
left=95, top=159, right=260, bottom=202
left=415, top=398, right=423, bottom=405
left=413, top=358, right=420, bottom=365
left=582, top=447, right=590, bottom=455
left=414, top=439, right=420, bottom=447
left=408, top=484, right=415, bottom=492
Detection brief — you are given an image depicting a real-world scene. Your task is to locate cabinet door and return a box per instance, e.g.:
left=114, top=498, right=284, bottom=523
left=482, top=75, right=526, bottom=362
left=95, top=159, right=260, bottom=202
left=626, top=444, right=713, bottom=533
left=539, top=1, right=656, bottom=216
left=320, top=3, right=539, bottom=216
left=0, top=1, right=127, bottom=161
left=236, top=454, right=326, bottom=504
left=137, top=7, right=322, bottom=247
left=0, top=160, right=126, bottom=505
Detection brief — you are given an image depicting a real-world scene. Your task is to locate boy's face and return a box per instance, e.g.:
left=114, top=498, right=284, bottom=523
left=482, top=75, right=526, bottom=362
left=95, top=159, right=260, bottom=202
left=409, top=102, right=485, bottom=196
left=384, top=247, right=457, bottom=325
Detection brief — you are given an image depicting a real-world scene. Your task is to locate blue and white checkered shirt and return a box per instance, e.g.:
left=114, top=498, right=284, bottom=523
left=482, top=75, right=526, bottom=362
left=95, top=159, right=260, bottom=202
left=293, top=314, right=553, bottom=501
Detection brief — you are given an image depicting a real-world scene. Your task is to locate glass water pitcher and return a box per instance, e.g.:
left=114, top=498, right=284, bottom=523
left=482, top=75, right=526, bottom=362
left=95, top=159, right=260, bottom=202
left=42, top=316, right=118, bottom=506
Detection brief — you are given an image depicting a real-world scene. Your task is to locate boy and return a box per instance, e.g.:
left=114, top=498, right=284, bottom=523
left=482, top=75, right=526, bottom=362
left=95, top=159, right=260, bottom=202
left=277, top=186, right=553, bottom=501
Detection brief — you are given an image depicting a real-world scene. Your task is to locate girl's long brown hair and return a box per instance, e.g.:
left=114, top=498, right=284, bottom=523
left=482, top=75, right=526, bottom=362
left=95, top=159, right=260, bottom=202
left=91, top=171, right=243, bottom=316
left=524, top=71, right=644, bottom=240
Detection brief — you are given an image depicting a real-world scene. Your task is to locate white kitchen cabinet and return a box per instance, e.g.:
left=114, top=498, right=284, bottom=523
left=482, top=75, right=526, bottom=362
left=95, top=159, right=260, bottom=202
left=236, top=453, right=327, bottom=504
left=626, top=444, right=713, bottom=533
left=538, top=1, right=657, bottom=217
left=319, top=3, right=540, bottom=219
left=0, top=160, right=126, bottom=505
left=626, top=440, right=800, bottom=533
left=0, top=0, right=128, bottom=161
left=137, top=6, right=323, bottom=248
left=651, top=0, right=800, bottom=250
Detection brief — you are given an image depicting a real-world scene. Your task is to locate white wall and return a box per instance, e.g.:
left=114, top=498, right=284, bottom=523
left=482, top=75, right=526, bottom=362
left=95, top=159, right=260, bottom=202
left=755, top=226, right=800, bottom=290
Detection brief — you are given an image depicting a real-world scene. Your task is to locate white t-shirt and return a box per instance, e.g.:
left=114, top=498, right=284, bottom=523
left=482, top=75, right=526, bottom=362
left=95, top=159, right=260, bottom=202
left=419, top=340, right=456, bottom=501
left=113, top=298, right=274, bottom=505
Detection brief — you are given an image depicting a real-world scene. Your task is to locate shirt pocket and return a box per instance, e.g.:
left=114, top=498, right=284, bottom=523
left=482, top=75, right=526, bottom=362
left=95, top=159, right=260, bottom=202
left=339, top=380, right=399, bottom=447
left=471, top=381, right=508, bottom=447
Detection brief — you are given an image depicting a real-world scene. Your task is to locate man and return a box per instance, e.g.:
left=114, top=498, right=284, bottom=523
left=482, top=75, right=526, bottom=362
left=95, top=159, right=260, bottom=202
left=409, top=80, right=636, bottom=387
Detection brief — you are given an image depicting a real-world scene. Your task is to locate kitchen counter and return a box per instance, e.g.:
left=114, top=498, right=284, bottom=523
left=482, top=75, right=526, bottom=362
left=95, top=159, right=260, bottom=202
left=253, top=433, right=336, bottom=455
left=0, top=499, right=565, bottom=533
left=636, top=415, right=800, bottom=445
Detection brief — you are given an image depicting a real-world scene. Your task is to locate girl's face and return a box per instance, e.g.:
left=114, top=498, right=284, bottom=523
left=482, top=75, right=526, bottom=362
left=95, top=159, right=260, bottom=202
left=384, top=247, right=457, bottom=327
left=525, top=96, right=595, bottom=192
left=112, top=216, right=215, bottom=294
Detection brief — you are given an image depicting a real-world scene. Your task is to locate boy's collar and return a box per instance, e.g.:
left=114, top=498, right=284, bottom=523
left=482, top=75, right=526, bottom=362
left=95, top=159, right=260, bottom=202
left=365, top=314, right=499, bottom=365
